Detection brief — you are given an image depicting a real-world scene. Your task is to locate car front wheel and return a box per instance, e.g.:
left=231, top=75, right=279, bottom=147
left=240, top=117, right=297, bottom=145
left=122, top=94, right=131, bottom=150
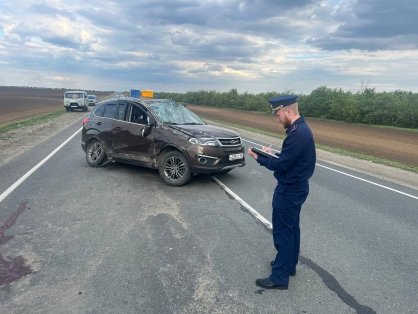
left=158, top=151, right=192, bottom=186
left=86, top=139, right=106, bottom=167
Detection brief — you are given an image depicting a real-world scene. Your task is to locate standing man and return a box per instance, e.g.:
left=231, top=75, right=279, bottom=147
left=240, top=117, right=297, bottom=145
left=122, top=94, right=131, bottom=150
left=247, top=95, right=316, bottom=290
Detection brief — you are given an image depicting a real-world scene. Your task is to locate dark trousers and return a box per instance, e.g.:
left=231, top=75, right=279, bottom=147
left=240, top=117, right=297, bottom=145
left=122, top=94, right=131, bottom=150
left=270, top=182, right=309, bottom=285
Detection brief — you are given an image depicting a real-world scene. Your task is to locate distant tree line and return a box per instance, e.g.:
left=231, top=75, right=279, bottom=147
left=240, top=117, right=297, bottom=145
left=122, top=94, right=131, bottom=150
left=156, top=86, right=418, bottom=129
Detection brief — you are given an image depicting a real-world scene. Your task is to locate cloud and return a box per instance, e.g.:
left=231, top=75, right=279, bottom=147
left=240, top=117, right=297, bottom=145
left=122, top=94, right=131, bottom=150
left=311, top=0, right=418, bottom=50
left=0, top=0, right=417, bottom=93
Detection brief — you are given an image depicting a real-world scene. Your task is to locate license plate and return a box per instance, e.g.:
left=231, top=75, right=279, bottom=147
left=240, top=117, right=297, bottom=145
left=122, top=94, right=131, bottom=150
left=229, top=153, right=243, bottom=161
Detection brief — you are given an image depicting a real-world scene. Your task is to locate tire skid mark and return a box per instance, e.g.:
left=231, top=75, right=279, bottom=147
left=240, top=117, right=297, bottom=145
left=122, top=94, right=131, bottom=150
left=0, top=201, right=33, bottom=286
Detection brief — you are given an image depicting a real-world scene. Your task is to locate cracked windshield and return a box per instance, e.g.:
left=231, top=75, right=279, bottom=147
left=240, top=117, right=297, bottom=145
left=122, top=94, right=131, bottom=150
left=149, top=100, right=205, bottom=125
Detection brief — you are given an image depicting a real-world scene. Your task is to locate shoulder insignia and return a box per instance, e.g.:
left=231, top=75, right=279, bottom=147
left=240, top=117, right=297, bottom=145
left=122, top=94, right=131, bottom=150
left=290, top=123, right=298, bottom=132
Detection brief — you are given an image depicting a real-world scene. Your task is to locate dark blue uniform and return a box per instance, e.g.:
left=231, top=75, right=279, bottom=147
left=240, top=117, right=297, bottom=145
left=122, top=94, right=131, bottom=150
left=256, top=116, right=316, bottom=285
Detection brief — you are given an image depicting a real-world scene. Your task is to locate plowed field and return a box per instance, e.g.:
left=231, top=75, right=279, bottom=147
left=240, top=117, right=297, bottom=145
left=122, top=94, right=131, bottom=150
left=187, top=105, right=418, bottom=168
left=0, top=87, right=110, bottom=124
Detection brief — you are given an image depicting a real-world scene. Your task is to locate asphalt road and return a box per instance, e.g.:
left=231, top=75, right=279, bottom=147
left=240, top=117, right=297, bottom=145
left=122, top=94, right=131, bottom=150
left=0, top=119, right=417, bottom=313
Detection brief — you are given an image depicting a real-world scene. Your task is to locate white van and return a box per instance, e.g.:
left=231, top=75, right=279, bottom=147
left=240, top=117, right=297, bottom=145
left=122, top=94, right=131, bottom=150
left=64, top=91, right=89, bottom=111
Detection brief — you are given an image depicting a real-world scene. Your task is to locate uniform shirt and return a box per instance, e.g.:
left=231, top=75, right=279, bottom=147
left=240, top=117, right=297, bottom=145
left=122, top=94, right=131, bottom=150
left=256, top=116, right=316, bottom=185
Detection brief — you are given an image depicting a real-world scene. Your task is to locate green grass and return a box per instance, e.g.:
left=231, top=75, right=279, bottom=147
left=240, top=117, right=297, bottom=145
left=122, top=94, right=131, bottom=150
left=203, top=116, right=418, bottom=174
left=0, top=110, right=65, bottom=134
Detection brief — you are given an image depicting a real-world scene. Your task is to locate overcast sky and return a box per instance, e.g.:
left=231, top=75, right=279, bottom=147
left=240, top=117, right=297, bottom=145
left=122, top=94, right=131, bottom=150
left=1, top=0, right=417, bottom=94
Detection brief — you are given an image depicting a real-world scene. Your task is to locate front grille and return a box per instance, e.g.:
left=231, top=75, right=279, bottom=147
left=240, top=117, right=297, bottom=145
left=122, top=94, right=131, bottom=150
left=217, top=137, right=241, bottom=147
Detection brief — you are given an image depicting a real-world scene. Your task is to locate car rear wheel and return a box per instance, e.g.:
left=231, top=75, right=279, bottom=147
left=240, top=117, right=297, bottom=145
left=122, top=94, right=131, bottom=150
left=86, top=139, right=106, bottom=167
left=158, top=151, right=192, bottom=186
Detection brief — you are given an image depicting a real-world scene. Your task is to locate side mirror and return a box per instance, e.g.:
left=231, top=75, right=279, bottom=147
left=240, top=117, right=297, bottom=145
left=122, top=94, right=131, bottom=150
left=147, top=115, right=156, bottom=126
left=141, top=116, right=156, bottom=136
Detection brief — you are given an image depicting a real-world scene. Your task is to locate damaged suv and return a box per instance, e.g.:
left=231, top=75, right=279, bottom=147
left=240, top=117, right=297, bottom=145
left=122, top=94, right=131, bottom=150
left=81, top=97, right=245, bottom=186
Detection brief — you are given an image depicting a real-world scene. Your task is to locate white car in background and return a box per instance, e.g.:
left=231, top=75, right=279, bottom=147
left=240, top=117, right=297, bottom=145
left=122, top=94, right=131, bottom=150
left=88, top=94, right=97, bottom=106
left=64, top=91, right=89, bottom=112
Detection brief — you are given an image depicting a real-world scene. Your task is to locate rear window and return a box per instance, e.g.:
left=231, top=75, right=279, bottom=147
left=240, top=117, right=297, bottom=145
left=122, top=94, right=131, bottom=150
left=103, top=103, right=118, bottom=119
left=93, top=104, right=105, bottom=117
left=94, top=102, right=126, bottom=119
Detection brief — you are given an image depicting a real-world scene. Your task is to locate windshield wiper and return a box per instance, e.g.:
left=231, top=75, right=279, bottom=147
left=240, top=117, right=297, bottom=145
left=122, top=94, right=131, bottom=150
left=182, top=122, right=203, bottom=125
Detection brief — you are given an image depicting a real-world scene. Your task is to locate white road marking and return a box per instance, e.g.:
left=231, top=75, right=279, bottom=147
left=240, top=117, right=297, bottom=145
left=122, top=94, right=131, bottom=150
left=211, top=176, right=272, bottom=230
left=317, top=164, right=418, bottom=200
left=0, top=127, right=82, bottom=203
left=242, top=139, right=418, bottom=200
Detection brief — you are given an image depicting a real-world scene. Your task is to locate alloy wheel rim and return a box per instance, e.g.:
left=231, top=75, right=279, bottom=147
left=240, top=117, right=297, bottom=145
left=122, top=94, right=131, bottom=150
left=89, top=142, right=103, bottom=162
left=164, top=156, right=186, bottom=181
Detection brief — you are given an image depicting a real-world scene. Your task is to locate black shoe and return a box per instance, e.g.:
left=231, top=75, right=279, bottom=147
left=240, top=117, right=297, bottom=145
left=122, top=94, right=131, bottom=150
left=255, top=277, right=288, bottom=290
left=270, top=260, right=296, bottom=276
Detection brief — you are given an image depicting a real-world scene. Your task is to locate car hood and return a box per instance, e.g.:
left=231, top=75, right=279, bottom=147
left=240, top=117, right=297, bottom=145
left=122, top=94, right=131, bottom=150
left=169, top=124, right=239, bottom=138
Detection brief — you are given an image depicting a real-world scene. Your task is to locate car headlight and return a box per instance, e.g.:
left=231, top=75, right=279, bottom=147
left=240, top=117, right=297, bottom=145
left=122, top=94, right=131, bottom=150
left=189, top=137, right=219, bottom=147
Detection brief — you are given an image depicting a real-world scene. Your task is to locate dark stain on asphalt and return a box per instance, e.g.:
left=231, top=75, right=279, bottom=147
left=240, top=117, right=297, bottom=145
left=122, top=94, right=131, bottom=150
left=299, top=255, right=376, bottom=314
left=0, top=201, right=33, bottom=286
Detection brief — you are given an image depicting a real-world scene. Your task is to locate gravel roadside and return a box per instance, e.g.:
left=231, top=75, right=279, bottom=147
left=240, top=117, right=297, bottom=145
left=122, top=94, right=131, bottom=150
left=0, top=112, right=86, bottom=167
left=0, top=112, right=417, bottom=191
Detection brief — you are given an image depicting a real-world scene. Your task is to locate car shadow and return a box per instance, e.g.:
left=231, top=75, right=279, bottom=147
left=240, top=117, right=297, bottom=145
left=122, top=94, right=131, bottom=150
left=101, top=162, right=215, bottom=186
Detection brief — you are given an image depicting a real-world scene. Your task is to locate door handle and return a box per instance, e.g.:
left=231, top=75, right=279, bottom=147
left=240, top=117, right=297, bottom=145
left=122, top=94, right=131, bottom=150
left=114, top=127, right=121, bottom=131
left=95, top=121, right=102, bottom=125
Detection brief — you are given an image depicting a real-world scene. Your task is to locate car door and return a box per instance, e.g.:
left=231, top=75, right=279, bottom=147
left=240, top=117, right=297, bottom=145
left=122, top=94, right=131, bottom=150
left=93, top=102, right=118, bottom=153
left=111, top=101, right=156, bottom=165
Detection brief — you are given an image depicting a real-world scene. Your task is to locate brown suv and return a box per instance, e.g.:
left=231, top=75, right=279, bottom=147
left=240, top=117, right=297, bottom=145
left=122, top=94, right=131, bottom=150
left=81, top=97, right=245, bottom=186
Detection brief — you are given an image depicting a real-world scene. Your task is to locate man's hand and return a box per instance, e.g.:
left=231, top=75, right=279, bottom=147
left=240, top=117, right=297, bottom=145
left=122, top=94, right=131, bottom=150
left=247, top=147, right=258, bottom=160
left=262, top=146, right=273, bottom=154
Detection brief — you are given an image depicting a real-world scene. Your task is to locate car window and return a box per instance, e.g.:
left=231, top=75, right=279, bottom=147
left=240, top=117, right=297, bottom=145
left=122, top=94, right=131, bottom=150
left=130, top=105, right=147, bottom=124
left=65, top=93, right=83, bottom=99
left=118, top=102, right=127, bottom=120
left=94, top=104, right=105, bottom=117
left=103, top=103, right=118, bottom=119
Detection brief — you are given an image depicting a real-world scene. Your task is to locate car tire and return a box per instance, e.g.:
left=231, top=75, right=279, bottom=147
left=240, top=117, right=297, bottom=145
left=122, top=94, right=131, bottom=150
left=158, top=151, right=192, bottom=186
left=65, top=107, right=70, bottom=112
left=86, top=139, right=107, bottom=167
